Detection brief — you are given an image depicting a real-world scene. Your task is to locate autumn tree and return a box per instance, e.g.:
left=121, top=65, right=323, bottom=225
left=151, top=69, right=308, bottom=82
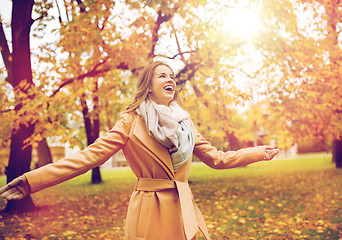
left=255, top=0, right=341, bottom=165
left=56, top=0, right=116, bottom=184
left=0, top=0, right=58, bottom=212
left=314, top=0, right=342, bottom=167
left=47, top=0, right=143, bottom=184
left=0, top=0, right=36, bottom=212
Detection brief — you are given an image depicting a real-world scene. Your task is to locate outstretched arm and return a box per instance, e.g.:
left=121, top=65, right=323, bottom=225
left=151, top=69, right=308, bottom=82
left=0, top=113, right=133, bottom=199
left=191, top=121, right=279, bottom=169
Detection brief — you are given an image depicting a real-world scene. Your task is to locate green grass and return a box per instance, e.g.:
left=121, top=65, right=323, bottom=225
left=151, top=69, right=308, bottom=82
left=0, top=153, right=333, bottom=190
left=189, top=153, right=334, bottom=180
left=0, top=153, right=341, bottom=240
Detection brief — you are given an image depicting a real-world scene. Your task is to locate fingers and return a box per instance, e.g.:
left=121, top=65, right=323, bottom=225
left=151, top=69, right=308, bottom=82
left=270, top=149, right=279, bottom=158
left=6, top=190, right=25, bottom=200
left=0, top=186, right=16, bottom=198
left=264, top=146, right=278, bottom=151
left=0, top=178, right=20, bottom=193
left=0, top=184, right=11, bottom=195
left=0, top=179, right=18, bottom=199
left=0, top=186, right=23, bottom=200
left=264, top=147, right=280, bottom=160
left=0, top=176, right=30, bottom=201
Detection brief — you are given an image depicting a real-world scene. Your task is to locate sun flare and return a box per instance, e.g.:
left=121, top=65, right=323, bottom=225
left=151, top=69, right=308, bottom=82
left=222, top=7, right=262, bottom=39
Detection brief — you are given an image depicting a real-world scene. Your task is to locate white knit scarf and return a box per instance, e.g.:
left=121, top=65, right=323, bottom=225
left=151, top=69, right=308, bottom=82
left=137, top=100, right=194, bottom=171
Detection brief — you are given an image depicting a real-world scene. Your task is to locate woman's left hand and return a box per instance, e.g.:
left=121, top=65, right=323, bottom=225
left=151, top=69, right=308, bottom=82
left=263, top=146, right=280, bottom=160
left=0, top=175, right=30, bottom=200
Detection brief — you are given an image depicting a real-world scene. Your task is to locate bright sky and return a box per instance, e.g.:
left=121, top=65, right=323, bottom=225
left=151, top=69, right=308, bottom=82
left=222, top=7, right=262, bottom=40
left=0, top=0, right=65, bottom=51
left=0, top=0, right=12, bottom=47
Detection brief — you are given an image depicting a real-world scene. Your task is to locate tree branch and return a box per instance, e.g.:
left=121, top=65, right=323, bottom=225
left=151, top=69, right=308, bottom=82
left=51, top=58, right=141, bottom=97
left=236, top=62, right=266, bottom=80
left=0, top=108, right=14, bottom=113
left=155, top=50, right=197, bottom=60
left=63, top=0, right=70, bottom=23
left=76, top=0, right=86, bottom=13
left=54, top=0, right=62, bottom=24
left=33, top=15, right=45, bottom=22
left=0, top=20, right=13, bottom=85
left=51, top=66, right=110, bottom=97
left=175, top=62, right=199, bottom=86
left=171, top=22, right=185, bottom=62
left=149, top=6, right=178, bottom=59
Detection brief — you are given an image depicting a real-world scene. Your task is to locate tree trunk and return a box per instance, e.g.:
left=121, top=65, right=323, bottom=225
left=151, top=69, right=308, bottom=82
left=91, top=166, right=102, bottom=184
left=36, top=138, right=53, bottom=168
left=81, top=90, right=102, bottom=184
left=5, top=124, right=35, bottom=213
left=4, top=0, right=36, bottom=213
left=225, top=130, right=242, bottom=151
left=87, top=114, right=102, bottom=184
left=332, top=140, right=342, bottom=168
left=91, top=90, right=102, bottom=184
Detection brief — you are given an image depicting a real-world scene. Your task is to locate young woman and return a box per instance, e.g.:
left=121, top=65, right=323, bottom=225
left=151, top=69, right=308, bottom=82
left=0, top=61, right=279, bottom=240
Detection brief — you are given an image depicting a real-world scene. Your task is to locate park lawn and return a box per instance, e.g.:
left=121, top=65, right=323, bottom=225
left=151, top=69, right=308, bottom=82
left=0, top=153, right=341, bottom=239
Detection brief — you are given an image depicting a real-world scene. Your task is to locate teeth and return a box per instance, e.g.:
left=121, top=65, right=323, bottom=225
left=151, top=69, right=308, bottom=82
left=164, top=86, right=174, bottom=91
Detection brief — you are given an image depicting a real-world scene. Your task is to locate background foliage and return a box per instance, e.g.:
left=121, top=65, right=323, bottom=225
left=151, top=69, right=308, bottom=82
left=1, top=0, right=341, bottom=166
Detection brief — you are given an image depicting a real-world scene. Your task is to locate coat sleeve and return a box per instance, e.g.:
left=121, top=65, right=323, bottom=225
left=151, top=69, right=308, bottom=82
left=191, top=120, right=266, bottom=169
left=24, top=113, right=133, bottom=194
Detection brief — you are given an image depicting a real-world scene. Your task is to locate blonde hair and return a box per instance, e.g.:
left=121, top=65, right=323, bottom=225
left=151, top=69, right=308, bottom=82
left=125, top=61, right=182, bottom=113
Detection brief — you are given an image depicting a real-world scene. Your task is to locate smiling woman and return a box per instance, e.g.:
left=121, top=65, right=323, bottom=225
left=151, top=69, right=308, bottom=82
left=0, top=61, right=279, bottom=240
left=222, top=7, right=262, bottom=39
left=149, top=65, right=176, bottom=106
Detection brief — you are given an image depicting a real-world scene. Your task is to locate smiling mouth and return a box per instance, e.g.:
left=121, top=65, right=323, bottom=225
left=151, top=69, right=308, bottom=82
left=163, top=85, right=174, bottom=92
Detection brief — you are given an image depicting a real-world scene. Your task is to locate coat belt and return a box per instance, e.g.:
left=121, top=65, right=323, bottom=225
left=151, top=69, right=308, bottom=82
left=135, top=178, right=210, bottom=240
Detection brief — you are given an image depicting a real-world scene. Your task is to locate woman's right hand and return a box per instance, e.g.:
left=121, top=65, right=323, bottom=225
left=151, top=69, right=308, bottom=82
left=263, top=146, right=280, bottom=160
left=0, top=175, right=30, bottom=200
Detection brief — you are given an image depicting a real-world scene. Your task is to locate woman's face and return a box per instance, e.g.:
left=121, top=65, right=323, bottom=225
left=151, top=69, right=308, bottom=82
left=149, top=65, right=176, bottom=106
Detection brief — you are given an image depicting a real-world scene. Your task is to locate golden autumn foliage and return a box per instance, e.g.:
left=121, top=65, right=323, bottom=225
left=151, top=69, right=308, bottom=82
left=257, top=0, right=342, bottom=144
left=0, top=0, right=341, bottom=176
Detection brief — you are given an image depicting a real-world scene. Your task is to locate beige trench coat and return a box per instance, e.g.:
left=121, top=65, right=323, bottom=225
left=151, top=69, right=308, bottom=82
left=24, top=112, right=265, bottom=240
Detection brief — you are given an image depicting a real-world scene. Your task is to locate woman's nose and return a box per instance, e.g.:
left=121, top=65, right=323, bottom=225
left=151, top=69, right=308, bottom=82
left=167, top=78, right=175, bottom=85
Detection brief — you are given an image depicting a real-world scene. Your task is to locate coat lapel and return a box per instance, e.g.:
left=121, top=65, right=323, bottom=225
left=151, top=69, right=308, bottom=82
left=129, top=116, right=175, bottom=178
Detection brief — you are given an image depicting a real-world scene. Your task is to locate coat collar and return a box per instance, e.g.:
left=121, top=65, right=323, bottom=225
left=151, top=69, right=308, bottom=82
left=129, top=115, right=175, bottom=179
